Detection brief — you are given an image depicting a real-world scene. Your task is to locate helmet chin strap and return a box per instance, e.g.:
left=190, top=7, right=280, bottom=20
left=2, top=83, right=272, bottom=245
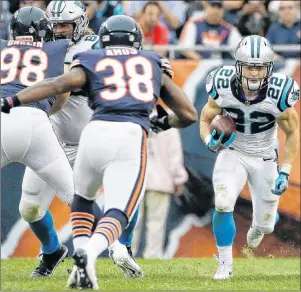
left=243, top=76, right=264, bottom=92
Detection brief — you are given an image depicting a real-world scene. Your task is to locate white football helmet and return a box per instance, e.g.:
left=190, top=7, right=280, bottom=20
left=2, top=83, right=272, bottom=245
left=46, top=0, right=88, bottom=43
left=235, top=35, right=275, bottom=91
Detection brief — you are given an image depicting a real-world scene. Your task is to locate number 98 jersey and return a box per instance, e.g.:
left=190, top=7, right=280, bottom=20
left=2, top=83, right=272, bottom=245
left=1, top=39, right=69, bottom=113
left=206, top=65, right=300, bottom=156
left=70, top=46, right=164, bottom=132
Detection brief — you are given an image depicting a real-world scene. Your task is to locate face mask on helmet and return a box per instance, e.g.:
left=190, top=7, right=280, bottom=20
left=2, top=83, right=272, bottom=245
left=235, top=36, right=275, bottom=92
left=46, top=1, right=89, bottom=43
left=236, top=61, right=273, bottom=91
left=52, top=22, right=74, bottom=40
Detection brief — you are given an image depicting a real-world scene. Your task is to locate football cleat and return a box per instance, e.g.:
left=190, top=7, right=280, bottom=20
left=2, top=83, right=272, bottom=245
left=30, top=244, right=68, bottom=277
left=68, top=248, right=98, bottom=290
left=213, top=255, right=233, bottom=280
left=66, top=266, right=79, bottom=289
left=109, top=241, right=143, bottom=278
left=247, top=226, right=264, bottom=248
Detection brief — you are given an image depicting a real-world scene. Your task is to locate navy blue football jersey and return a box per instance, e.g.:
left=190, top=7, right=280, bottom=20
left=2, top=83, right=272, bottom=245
left=1, top=39, right=69, bottom=113
left=70, top=46, right=164, bottom=131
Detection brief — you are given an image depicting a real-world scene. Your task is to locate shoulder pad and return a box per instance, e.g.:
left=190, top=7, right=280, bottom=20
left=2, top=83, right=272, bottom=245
left=267, top=73, right=299, bottom=112
left=65, top=35, right=100, bottom=64
left=206, top=66, right=235, bottom=99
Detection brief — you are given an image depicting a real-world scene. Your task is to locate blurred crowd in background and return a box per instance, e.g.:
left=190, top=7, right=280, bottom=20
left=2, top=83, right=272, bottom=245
left=1, top=0, right=300, bottom=58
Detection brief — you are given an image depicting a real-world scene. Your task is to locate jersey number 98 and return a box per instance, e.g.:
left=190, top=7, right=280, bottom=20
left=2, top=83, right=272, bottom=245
left=95, top=56, right=154, bottom=102
left=1, top=47, right=48, bottom=87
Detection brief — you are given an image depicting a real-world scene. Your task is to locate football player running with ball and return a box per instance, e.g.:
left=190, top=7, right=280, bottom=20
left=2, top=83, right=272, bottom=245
left=200, top=35, right=300, bottom=280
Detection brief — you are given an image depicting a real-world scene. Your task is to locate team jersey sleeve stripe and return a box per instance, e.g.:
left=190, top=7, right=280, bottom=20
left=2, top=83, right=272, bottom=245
left=277, top=77, right=294, bottom=112
left=250, top=36, right=255, bottom=58
left=208, top=69, right=219, bottom=100
left=124, top=130, right=147, bottom=218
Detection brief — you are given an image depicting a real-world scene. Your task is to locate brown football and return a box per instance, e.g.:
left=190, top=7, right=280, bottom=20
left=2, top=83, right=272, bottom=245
left=210, top=115, right=236, bottom=138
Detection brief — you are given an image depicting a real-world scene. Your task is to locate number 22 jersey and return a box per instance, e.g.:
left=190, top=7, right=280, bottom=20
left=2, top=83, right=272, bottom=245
left=70, top=46, right=164, bottom=132
left=206, top=65, right=300, bottom=156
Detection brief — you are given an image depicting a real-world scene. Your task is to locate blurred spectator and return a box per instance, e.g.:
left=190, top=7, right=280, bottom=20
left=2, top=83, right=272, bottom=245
left=1, top=1, right=12, bottom=40
left=266, top=1, right=301, bottom=59
left=132, top=128, right=188, bottom=259
left=179, top=0, right=242, bottom=60
left=19, top=0, right=47, bottom=9
left=9, top=0, right=49, bottom=13
left=185, top=0, right=207, bottom=20
left=237, top=0, right=271, bottom=36
left=223, top=0, right=244, bottom=25
left=138, top=1, right=169, bottom=56
left=126, top=1, right=187, bottom=43
left=83, top=0, right=123, bottom=34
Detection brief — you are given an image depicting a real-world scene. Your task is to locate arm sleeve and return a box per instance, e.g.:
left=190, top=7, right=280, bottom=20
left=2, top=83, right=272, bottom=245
left=206, top=68, right=220, bottom=100
left=277, top=78, right=300, bottom=112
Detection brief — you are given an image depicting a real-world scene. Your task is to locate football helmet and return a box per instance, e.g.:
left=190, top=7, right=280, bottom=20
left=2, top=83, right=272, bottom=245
left=46, top=0, right=88, bottom=43
left=99, top=15, right=143, bottom=50
left=10, top=6, right=53, bottom=42
left=235, top=35, right=275, bottom=91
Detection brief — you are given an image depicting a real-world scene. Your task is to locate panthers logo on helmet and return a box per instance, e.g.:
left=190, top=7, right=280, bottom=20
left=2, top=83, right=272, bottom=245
left=74, top=0, right=86, bottom=12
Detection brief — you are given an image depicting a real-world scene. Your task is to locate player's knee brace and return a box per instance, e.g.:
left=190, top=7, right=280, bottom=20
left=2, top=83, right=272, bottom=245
left=256, top=225, right=274, bottom=234
left=214, top=185, right=234, bottom=212
left=19, top=200, right=43, bottom=223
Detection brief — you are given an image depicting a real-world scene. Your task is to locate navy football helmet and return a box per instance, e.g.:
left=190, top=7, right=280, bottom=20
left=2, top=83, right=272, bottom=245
left=99, top=15, right=143, bottom=50
left=10, top=6, right=53, bottom=42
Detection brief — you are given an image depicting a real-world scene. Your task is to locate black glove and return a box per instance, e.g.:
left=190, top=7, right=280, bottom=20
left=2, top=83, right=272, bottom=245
left=161, top=58, right=174, bottom=79
left=1, top=98, right=12, bottom=113
left=150, top=104, right=171, bottom=133
left=1, top=96, right=20, bottom=113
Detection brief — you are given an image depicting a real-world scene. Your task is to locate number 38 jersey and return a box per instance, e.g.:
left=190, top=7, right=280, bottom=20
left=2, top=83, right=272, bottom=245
left=70, top=46, right=163, bottom=132
left=206, top=65, right=300, bottom=156
left=1, top=39, right=69, bottom=113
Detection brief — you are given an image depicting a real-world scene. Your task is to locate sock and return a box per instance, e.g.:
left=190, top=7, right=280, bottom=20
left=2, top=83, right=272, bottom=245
left=85, top=209, right=128, bottom=263
left=217, top=245, right=233, bottom=266
left=71, top=194, right=95, bottom=250
left=119, top=207, right=139, bottom=246
left=29, top=210, right=60, bottom=254
left=212, top=210, right=236, bottom=246
left=212, top=210, right=236, bottom=265
left=91, top=202, right=104, bottom=233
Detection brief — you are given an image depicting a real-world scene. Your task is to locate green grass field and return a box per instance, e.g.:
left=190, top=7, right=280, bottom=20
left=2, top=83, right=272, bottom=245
left=1, top=258, right=300, bottom=291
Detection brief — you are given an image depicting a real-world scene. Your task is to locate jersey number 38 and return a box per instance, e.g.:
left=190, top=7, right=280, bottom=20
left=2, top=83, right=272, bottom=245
left=95, top=56, right=154, bottom=102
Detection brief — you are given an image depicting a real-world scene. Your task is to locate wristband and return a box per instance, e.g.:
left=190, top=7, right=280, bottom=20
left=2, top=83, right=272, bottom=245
left=280, top=164, right=292, bottom=176
left=7, top=95, right=21, bottom=108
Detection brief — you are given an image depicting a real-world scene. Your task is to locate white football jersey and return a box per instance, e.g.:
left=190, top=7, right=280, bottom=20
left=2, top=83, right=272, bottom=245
left=50, top=35, right=100, bottom=144
left=206, top=65, right=300, bottom=156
